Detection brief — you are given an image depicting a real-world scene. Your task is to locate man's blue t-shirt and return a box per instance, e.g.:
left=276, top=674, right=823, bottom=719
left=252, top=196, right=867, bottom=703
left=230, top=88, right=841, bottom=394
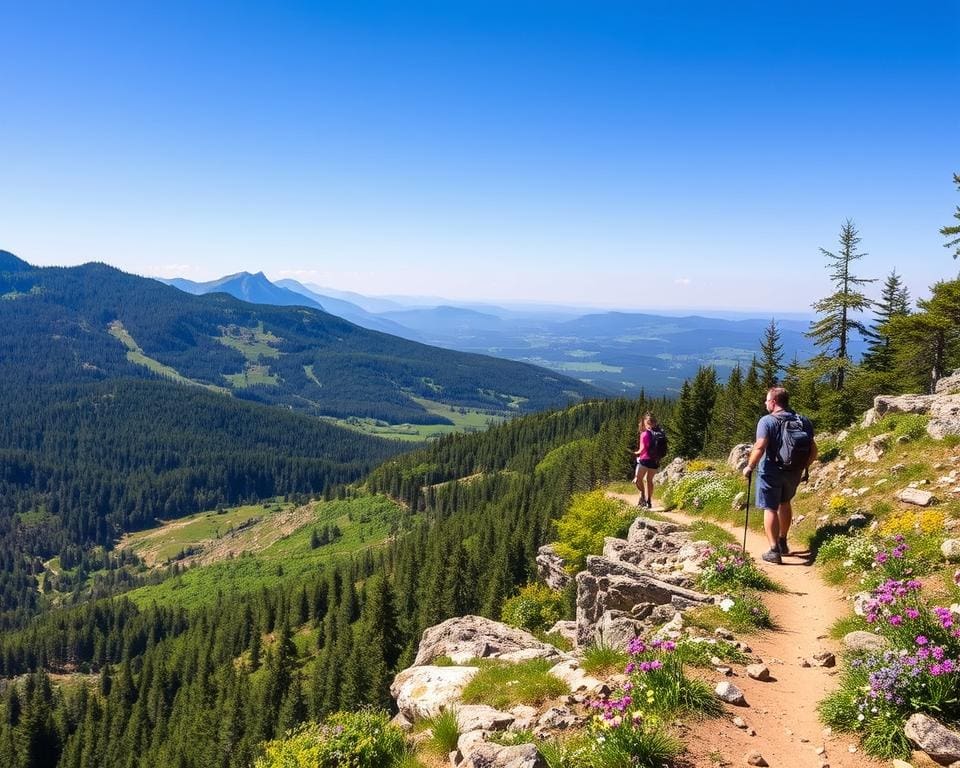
left=756, top=410, right=814, bottom=474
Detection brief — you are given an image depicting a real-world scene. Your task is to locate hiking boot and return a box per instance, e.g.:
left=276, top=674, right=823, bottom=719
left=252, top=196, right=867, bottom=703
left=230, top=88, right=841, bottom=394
left=778, top=537, right=789, bottom=555
left=645, top=499, right=654, bottom=509
left=638, top=496, right=647, bottom=508
left=761, top=548, right=782, bottom=565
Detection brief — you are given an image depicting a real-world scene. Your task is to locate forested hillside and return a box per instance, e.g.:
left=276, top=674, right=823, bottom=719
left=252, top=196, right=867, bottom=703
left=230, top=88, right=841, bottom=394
left=0, top=394, right=667, bottom=768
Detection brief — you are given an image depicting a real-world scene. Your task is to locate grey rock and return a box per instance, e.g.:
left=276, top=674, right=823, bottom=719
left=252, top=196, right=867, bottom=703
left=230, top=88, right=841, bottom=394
left=853, top=433, right=892, bottom=463
left=728, top=443, right=752, bottom=472
left=904, top=713, right=960, bottom=764
left=456, top=705, right=515, bottom=733
left=462, top=743, right=547, bottom=768
left=575, top=555, right=711, bottom=646
left=390, top=711, right=413, bottom=731
left=746, top=664, right=771, bottom=681
left=545, top=620, right=578, bottom=647
left=733, top=716, right=748, bottom=729
left=536, top=706, right=582, bottom=730
left=391, top=665, right=480, bottom=721
left=535, top=545, right=571, bottom=590
left=842, top=631, right=891, bottom=653
left=898, top=488, right=937, bottom=507
left=852, top=591, right=872, bottom=617
left=745, top=752, right=768, bottom=767
left=508, top=705, right=538, bottom=731
left=595, top=610, right=645, bottom=650
left=732, top=491, right=747, bottom=511
left=655, top=457, right=686, bottom=484
left=414, top=616, right=560, bottom=666
left=715, top=681, right=747, bottom=705
left=812, top=651, right=836, bottom=668
left=547, top=659, right=603, bottom=694
left=942, top=539, right=960, bottom=562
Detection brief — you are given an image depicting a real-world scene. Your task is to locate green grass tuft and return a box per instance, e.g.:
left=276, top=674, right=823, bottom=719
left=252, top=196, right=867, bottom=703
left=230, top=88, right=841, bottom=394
left=460, top=659, right=569, bottom=709
left=580, top=644, right=628, bottom=676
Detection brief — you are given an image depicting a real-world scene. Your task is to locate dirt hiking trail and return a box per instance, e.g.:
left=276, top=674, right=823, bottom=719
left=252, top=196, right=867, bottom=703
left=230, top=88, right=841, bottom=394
left=609, top=491, right=885, bottom=768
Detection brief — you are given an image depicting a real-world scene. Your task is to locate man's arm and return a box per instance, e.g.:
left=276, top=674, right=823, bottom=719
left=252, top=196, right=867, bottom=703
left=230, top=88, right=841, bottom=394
left=742, top=436, right=767, bottom=477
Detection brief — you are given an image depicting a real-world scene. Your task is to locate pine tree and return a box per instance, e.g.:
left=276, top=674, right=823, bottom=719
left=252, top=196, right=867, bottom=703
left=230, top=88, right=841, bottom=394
left=806, top=220, right=875, bottom=391
left=941, top=172, right=960, bottom=260
left=758, top=319, right=784, bottom=388
left=862, top=269, right=910, bottom=372
left=705, top=366, right=744, bottom=456
left=886, top=279, right=960, bottom=392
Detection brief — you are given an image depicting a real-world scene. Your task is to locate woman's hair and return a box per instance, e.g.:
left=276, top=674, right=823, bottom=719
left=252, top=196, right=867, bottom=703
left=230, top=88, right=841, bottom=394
left=641, top=411, right=658, bottom=429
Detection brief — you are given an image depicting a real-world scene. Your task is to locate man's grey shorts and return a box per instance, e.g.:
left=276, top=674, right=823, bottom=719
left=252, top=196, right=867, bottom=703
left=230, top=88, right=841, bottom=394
left=756, top=469, right=802, bottom=510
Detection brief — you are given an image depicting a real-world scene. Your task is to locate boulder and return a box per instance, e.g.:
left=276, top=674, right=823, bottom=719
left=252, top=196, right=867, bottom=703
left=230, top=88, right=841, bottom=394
left=656, top=457, right=686, bottom=484
left=462, top=742, right=546, bottom=768
left=928, top=395, right=960, bottom=439
left=508, top=705, right=538, bottom=731
left=842, top=631, right=891, bottom=653
left=390, top=665, right=479, bottom=721
left=904, top=713, right=960, bottom=765
left=728, top=443, right=752, bottom=472
left=869, top=393, right=960, bottom=441
left=413, top=616, right=561, bottom=666
left=627, top=517, right=681, bottom=539
left=853, top=433, right=892, bottom=463
left=745, top=664, right=771, bottom=681
left=942, top=540, right=960, bottom=562
left=535, top=545, right=572, bottom=591
left=547, top=658, right=605, bottom=694
left=456, top=705, right=514, bottom=733
left=898, top=488, right=937, bottom=507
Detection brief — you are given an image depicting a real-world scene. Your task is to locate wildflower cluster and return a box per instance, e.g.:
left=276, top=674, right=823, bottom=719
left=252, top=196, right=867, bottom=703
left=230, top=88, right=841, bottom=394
left=822, top=541, right=960, bottom=758
left=662, top=472, right=738, bottom=512
left=697, top=544, right=774, bottom=592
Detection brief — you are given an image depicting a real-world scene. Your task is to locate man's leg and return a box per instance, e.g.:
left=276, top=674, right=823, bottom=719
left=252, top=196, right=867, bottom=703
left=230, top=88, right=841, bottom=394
left=763, top=508, right=780, bottom=548
left=778, top=501, right=793, bottom=549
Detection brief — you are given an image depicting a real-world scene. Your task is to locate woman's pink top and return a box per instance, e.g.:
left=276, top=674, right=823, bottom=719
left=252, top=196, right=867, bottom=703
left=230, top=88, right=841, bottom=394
left=637, top=430, right=652, bottom=461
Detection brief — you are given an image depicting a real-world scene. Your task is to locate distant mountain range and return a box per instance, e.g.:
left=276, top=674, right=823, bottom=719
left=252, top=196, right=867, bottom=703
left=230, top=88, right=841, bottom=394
left=1, top=252, right=600, bottom=425
left=162, top=270, right=854, bottom=395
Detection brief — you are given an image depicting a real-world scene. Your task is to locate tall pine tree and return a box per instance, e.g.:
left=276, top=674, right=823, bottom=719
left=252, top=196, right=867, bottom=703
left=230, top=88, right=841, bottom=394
left=758, top=319, right=784, bottom=388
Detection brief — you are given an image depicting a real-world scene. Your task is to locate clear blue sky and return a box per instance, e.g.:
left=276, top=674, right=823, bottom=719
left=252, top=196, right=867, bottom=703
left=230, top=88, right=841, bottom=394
left=1, top=1, right=957, bottom=312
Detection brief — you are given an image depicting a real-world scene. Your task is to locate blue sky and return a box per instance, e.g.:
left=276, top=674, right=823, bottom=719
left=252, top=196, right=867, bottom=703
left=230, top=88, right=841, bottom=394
left=1, top=1, right=957, bottom=312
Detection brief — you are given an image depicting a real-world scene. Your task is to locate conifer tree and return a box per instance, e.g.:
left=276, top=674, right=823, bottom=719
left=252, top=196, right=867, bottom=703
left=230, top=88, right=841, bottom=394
left=738, top=358, right=765, bottom=438
left=705, top=366, right=744, bottom=456
left=886, top=279, right=960, bottom=391
left=941, top=172, right=960, bottom=260
left=758, top=319, right=784, bottom=388
left=807, top=220, right=875, bottom=391
left=862, top=269, right=910, bottom=372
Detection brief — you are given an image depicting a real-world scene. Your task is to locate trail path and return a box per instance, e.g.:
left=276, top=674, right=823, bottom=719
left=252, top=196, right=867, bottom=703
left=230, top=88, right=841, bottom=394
left=608, top=492, right=884, bottom=768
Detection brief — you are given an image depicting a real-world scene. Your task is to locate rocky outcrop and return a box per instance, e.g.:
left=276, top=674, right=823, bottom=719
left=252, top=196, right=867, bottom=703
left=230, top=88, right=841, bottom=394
left=904, top=713, right=960, bottom=765
left=455, top=705, right=515, bottom=733
left=862, top=393, right=960, bottom=440
left=535, top=545, right=571, bottom=590
left=575, top=554, right=712, bottom=646
left=413, top=616, right=562, bottom=666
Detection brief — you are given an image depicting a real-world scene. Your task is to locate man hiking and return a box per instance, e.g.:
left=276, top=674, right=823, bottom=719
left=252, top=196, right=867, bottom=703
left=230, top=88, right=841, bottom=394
left=742, top=386, right=817, bottom=564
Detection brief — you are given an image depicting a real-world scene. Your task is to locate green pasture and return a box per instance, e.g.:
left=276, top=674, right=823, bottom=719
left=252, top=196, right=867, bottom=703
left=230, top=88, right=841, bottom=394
left=216, top=323, right=282, bottom=359
left=124, top=495, right=404, bottom=610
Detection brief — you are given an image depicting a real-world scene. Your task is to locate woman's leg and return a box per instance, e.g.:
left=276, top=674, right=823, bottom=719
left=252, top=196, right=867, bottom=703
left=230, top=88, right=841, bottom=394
left=644, top=470, right=655, bottom=506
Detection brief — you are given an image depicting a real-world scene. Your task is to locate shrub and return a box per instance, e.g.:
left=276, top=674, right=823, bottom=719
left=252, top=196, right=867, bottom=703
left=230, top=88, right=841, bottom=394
left=673, top=638, right=748, bottom=667
left=502, top=583, right=566, bottom=634
left=826, top=495, right=852, bottom=517
left=885, top=413, right=930, bottom=442
left=581, top=644, right=629, bottom=676
left=255, top=710, right=409, bottom=768
left=552, top=490, right=631, bottom=572
left=424, top=709, right=459, bottom=755
left=697, top=544, right=780, bottom=592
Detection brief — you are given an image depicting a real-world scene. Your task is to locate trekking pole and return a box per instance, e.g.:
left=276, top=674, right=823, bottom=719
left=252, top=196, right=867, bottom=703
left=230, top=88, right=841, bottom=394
left=742, top=471, right=752, bottom=555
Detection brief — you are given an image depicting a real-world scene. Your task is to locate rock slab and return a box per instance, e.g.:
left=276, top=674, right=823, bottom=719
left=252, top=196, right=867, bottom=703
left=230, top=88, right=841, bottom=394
left=462, top=743, right=547, bottom=768
left=905, top=713, right=960, bottom=765
left=413, top=616, right=560, bottom=666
